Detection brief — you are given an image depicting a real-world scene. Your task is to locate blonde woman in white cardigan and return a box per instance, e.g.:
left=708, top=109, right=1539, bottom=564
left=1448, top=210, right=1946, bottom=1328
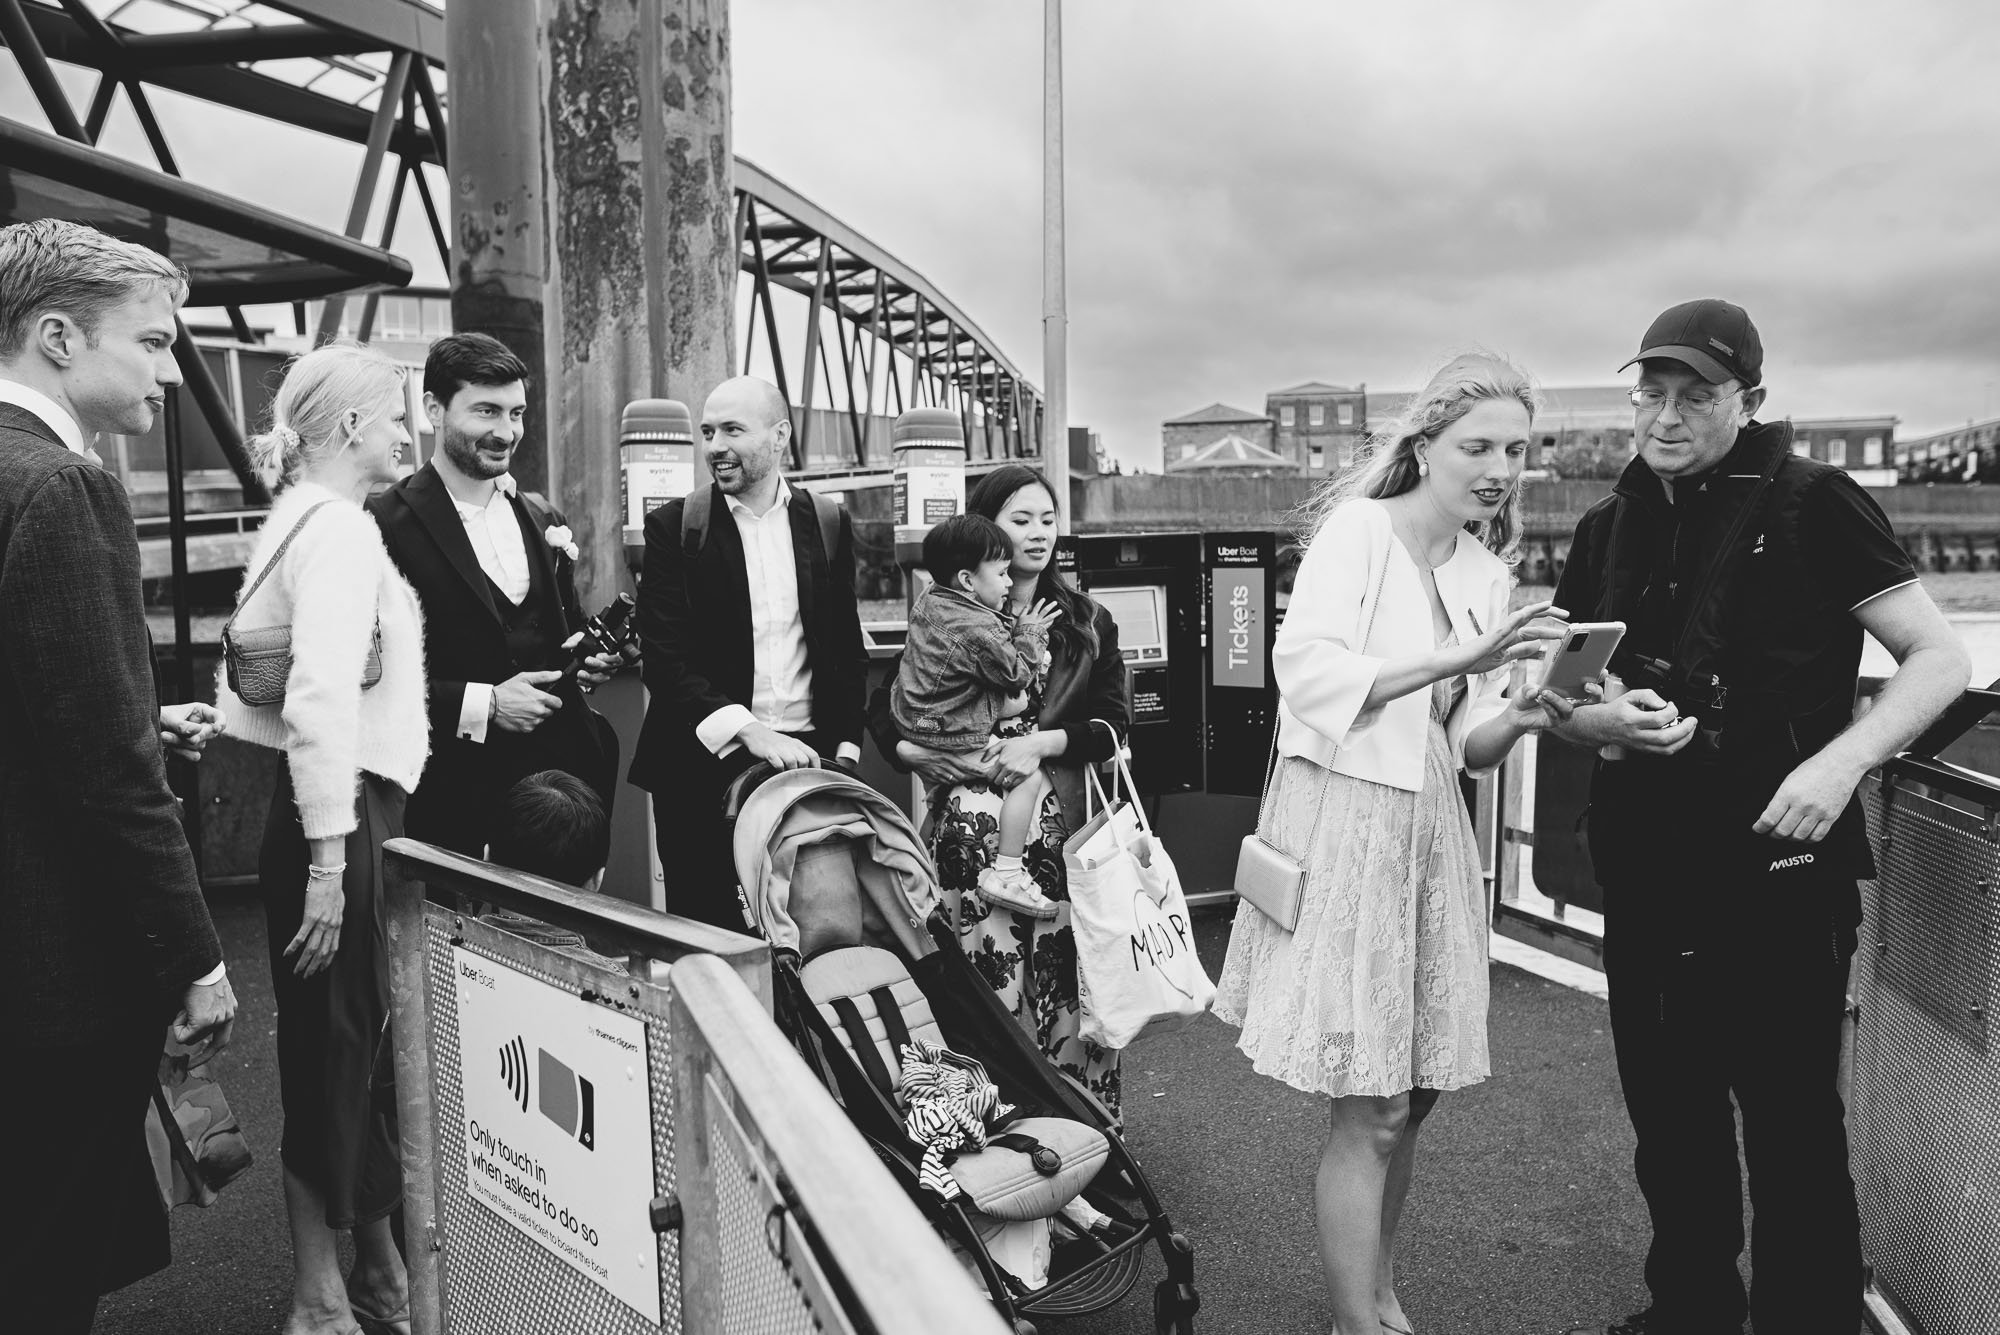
left=218, top=342, right=426, bottom=1335
left=1215, top=354, right=1572, bottom=1335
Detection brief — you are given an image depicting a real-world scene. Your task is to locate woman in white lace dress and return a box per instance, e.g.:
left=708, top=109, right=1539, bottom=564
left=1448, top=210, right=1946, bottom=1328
left=1214, top=355, right=1570, bottom=1335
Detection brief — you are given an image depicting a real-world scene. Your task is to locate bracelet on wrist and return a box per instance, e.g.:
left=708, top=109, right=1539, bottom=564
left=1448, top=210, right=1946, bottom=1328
left=306, top=862, right=347, bottom=881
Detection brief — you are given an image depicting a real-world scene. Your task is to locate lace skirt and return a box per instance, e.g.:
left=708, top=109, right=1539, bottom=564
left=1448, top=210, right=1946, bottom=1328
left=1213, top=716, right=1491, bottom=1098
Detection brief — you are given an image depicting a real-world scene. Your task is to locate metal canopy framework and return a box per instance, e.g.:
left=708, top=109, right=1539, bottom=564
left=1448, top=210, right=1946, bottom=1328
left=0, top=117, right=413, bottom=302
left=2, top=0, right=1044, bottom=477
left=6, top=0, right=452, bottom=345
left=736, top=160, right=1045, bottom=474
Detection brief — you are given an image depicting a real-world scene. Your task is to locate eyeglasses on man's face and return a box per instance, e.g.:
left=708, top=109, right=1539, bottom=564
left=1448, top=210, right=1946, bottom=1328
left=1629, top=387, right=1741, bottom=418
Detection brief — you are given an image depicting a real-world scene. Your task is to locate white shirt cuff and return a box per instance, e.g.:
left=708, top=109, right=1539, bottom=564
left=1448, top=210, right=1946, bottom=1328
left=697, top=703, right=756, bottom=757
left=458, top=682, right=494, bottom=743
left=192, top=962, right=227, bottom=987
left=836, top=742, right=861, bottom=765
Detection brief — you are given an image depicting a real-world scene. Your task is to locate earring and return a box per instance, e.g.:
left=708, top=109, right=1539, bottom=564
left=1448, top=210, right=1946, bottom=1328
left=1417, top=455, right=1429, bottom=477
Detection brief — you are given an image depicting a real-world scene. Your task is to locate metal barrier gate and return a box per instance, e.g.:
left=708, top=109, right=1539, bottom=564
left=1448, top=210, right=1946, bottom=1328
left=383, top=839, right=1009, bottom=1335
left=1853, top=691, right=2000, bottom=1335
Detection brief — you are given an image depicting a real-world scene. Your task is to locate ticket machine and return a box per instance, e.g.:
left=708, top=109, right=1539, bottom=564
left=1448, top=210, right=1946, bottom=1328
left=1202, top=531, right=1280, bottom=797
left=1064, top=532, right=1205, bottom=795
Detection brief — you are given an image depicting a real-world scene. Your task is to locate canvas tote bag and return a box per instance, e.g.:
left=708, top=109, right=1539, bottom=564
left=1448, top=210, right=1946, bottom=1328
left=1064, top=747, right=1214, bottom=1049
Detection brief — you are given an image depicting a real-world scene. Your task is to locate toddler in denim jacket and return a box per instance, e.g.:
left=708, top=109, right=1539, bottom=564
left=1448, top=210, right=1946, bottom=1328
left=892, top=515, right=1060, bottom=917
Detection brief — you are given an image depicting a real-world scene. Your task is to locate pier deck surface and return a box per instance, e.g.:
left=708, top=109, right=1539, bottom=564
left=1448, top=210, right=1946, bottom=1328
left=98, top=895, right=1861, bottom=1334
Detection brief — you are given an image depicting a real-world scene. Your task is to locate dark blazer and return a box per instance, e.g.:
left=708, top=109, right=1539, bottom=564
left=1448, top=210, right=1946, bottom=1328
left=367, top=463, right=616, bottom=853
left=0, top=403, right=222, bottom=1049
left=629, top=482, right=868, bottom=793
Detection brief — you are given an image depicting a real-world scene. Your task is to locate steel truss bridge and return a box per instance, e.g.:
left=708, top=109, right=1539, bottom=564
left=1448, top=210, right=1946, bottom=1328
left=2, top=0, right=1044, bottom=491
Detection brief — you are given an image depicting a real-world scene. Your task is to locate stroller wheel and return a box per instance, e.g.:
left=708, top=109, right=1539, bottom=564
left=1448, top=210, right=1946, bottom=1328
left=1153, top=1277, right=1200, bottom=1334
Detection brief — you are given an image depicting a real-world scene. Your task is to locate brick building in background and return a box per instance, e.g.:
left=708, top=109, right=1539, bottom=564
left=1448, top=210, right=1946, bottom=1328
left=1162, top=379, right=1908, bottom=484
left=1895, top=416, right=1999, bottom=482
left=1786, top=414, right=1897, bottom=484
left=1161, top=403, right=1279, bottom=471
left=1351, top=384, right=1638, bottom=478
left=1266, top=381, right=1369, bottom=473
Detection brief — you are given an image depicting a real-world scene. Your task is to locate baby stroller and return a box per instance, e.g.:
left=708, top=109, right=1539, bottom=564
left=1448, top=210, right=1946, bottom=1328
left=723, top=763, right=1199, bottom=1335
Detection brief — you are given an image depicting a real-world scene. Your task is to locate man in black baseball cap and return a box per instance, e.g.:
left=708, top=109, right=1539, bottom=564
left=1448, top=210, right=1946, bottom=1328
left=1621, top=296, right=1764, bottom=388
left=1550, top=300, right=1969, bottom=1335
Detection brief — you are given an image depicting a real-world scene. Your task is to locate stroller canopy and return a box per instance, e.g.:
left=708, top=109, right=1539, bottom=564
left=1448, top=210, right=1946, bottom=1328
left=731, top=767, right=940, bottom=960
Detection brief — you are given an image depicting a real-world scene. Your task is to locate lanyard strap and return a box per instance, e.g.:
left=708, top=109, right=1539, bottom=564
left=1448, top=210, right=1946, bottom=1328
left=222, top=500, right=336, bottom=636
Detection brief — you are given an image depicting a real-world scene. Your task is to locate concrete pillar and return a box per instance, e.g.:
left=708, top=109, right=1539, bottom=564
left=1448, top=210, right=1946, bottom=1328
left=450, top=0, right=734, bottom=607
left=449, top=1, right=735, bottom=915
left=446, top=0, right=550, bottom=492
left=545, top=0, right=735, bottom=606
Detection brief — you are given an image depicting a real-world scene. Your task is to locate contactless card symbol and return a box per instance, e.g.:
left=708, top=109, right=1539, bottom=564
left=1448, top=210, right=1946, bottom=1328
left=499, top=1036, right=530, bottom=1111
left=537, top=1048, right=596, bottom=1150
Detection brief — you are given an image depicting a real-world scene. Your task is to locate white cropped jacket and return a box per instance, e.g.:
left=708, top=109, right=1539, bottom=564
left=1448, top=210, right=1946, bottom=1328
left=1273, top=498, right=1514, bottom=793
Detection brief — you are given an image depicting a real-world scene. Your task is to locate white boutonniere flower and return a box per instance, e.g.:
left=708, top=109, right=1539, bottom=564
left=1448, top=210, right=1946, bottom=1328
left=544, top=524, right=579, bottom=561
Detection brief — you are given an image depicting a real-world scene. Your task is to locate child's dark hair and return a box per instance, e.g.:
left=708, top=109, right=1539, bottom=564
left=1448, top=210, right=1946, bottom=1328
left=922, top=513, right=1012, bottom=589
left=487, top=770, right=609, bottom=887
left=423, top=331, right=529, bottom=406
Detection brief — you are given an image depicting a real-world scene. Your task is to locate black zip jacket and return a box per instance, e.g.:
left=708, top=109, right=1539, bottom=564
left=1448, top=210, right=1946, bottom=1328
left=1555, top=420, right=1886, bottom=926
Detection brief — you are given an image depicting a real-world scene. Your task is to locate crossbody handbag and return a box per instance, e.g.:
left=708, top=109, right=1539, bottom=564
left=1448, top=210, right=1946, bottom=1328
left=222, top=500, right=382, bottom=708
left=1232, top=522, right=1392, bottom=930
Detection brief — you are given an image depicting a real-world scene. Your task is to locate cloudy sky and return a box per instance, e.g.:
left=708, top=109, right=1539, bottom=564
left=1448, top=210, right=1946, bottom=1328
left=7, top=0, right=1997, bottom=471
left=734, top=0, right=2000, bottom=470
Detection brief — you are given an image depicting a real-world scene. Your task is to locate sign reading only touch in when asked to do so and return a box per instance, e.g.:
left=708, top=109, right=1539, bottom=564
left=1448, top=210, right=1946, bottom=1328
left=453, top=947, right=662, bottom=1324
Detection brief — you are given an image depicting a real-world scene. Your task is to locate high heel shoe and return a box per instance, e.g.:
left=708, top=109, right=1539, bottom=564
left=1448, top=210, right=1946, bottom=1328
left=346, top=1291, right=411, bottom=1335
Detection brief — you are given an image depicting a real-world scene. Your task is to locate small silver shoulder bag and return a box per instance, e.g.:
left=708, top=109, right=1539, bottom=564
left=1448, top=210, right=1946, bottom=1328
left=1231, top=531, right=1390, bottom=930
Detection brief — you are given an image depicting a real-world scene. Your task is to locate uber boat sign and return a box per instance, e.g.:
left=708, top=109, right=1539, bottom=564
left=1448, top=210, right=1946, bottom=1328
left=454, top=948, right=660, bottom=1323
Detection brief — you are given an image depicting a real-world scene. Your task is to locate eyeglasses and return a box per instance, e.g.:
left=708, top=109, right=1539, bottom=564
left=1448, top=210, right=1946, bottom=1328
left=1629, top=387, right=1741, bottom=418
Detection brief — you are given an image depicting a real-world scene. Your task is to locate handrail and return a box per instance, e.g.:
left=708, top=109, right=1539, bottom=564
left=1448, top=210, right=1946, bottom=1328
left=382, top=839, right=772, bottom=1334
left=381, top=838, right=1002, bottom=1332
left=1900, top=685, right=2000, bottom=764
left=380, top=837, right=767, bottom=992
left=1877, top=754, right=2000, bottom=810
left=670, top=954, right=1010, bottom=1334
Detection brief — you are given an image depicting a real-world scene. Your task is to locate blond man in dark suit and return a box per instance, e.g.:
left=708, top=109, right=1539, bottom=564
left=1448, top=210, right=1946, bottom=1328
left=0, top=220, right=236, bottom=1332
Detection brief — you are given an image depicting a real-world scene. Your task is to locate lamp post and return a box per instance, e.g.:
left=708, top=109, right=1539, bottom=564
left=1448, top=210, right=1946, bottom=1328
left=1043, top=0, right=1069, bottom=534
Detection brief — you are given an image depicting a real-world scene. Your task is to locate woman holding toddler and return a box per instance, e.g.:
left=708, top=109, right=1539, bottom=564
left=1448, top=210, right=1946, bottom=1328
left=873, top=464, right=1133, bottom=1118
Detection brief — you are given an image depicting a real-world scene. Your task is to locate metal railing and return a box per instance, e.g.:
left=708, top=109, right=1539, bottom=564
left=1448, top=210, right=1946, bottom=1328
left=1479, top=687, right=2000, bottom=1334
left=1851, top=690, right=2000, bottom=1335
left=382, top=839, right=1007, bottom=1335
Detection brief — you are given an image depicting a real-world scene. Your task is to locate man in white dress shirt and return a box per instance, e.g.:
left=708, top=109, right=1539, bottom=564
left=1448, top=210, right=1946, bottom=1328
left=368, top=333, right=620, bottom=856
left=631, top=376, right=868, bottom=930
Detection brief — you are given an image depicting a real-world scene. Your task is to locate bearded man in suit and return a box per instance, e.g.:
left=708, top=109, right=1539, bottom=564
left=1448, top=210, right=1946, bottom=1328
left=0, top=219, right=237, bottom=1332
left=630, top=375, right=868, bottom=930
left=368, top=333, right=620, bottom=857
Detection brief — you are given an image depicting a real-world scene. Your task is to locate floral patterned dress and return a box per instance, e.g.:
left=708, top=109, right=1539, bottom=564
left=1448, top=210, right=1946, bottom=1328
left=929, top=688, right=1123, bottom=1120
